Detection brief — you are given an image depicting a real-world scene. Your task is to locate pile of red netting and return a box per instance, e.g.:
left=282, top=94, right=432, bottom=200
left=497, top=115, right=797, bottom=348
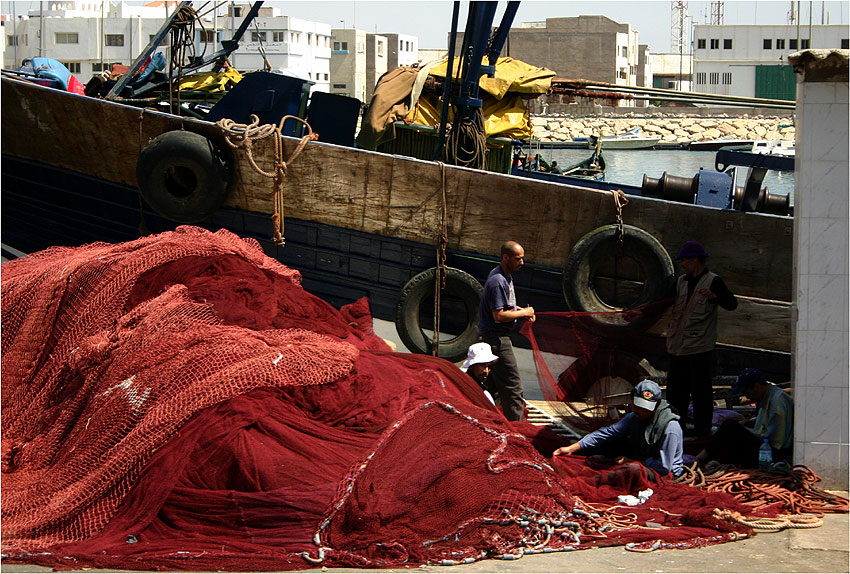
left=2, top=227, right=781, bottom=571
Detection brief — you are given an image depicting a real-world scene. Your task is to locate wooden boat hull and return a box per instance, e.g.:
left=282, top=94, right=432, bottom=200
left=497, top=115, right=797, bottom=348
left=0, top=76, right=793, bottom=360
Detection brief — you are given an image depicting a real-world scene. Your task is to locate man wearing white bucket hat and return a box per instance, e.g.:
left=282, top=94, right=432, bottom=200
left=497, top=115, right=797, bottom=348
left=461, top=342, right=499, bottom=405
left=553, top=380, right=684, bottom=479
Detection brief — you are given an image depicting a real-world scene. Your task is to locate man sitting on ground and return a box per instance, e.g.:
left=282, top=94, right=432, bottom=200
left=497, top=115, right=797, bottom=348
left=696, top=368, right=793, bottom=468
left=554, top=380, right=684, bottom=479
left=460, top=342, right=499, bottom=405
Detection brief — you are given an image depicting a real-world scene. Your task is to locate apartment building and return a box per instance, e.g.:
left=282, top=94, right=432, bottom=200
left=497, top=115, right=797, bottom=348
left=380, top=33, right=419, bottom=68
left=228, top=4, right=331, bottom=91
left=329, top=28, right=367, bottom=102
left=652, top=53, right=693, bottom=91
left=1, top=1, right=332, bottom=93
left=365, top=34, right=387, bottom=100
left=693, top=24, right=849, bottom=99
left=492, top=15, right=644, bottom=88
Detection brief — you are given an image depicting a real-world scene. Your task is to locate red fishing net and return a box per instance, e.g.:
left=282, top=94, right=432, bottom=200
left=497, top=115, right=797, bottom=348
left=520, top=306, right=671, bottom=431
left=2, top=227, right=779, bottom=571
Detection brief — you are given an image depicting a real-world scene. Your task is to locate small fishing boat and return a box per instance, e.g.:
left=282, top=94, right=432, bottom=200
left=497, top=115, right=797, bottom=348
left=588, top=128, right=660, bottom=150
left=512, top=139, right=606, bottom=181
left=751, top=139, right=796, bottom=157
left=688, top=137, right=754, bottom=151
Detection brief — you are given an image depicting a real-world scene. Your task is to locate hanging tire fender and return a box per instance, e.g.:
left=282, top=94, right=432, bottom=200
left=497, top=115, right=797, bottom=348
left=136, top=130, right=231, bottom=224
left=395, top=267, right=483, bottom=363
left=563, top=224, right=674, bottom=314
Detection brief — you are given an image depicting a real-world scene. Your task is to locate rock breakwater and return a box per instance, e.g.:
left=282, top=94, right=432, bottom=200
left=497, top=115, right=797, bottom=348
left=531, top=113, right=795, bottom=144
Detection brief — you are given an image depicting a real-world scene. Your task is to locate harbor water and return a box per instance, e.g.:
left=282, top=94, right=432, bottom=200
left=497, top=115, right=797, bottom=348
left=543, top=148, right=796, bottom=204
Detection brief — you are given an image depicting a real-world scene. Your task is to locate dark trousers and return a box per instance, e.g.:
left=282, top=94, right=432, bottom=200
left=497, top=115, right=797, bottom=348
left=706, top=420, right=792, bottom=467
left=481, top=333, right=525, bottom=421
left=666, top=351, right=714, bottom=435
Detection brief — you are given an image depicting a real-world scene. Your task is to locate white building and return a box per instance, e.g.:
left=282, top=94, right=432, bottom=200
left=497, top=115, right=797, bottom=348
left=1, top=1, right=332, bottom=93
left=2, top=1, right=179, bottom=79
left=693, top=24, right=849, bottom=99
left=380, top=33, right=419, bottom=68
left=226, top=4, right=331, bottom=92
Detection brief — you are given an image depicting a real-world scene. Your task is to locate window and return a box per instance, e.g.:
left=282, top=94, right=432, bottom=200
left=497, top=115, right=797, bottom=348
left=333, top=83, right=347, bottom=89
left=7, top=35, right=17, bottom=46
left=324, top=73, right=329, bottom=80
left=697, top=38, right=706, bottom=49
left=842, top=39, right=849, bottom=49
left=709, top=72, right=719, bottom=84
left=618, top=68, right=627, bottom=79
left=710, top=38, right=719, bottom=49
left=763, top=39, right=772, bottom=49
left=251, top=31, right=266, bottom=42
left=273, top=31, right=285, bottom=42
left=55, top=32, right=79, bottom=44
left=723, top=39, right=732, bottom=49
left=776, top=38, right=785, bottom=49
left=801, top=38, right=810, bottom=49
left=341, top=41, right=348, bottom=50
left=696, top=72, right=706, bottom=84
left=63, top=62, right=81, bottom=73
left=621, top=46, right=628, bottom=57
left=333, top=41, right=340, bottom=50
left=722, top=72, right=732, bottom=84
left=105, top=34, right=124, bottom=46
left=200, top=30, right=215, bottom=43
left=92, top=62, right=119, bottom=72
left=378, top=41, right=383, bottom=56
left=789, top=39, right=798, bottom=49
left=291, top=32, right=301, bottom=43
left=233, top=6, right=242, bottom=17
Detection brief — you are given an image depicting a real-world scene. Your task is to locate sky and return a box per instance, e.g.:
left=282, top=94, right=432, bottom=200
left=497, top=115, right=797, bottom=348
left=270, top=1, right=848, bottom=51
left=4, top=1, right=847, bottom=52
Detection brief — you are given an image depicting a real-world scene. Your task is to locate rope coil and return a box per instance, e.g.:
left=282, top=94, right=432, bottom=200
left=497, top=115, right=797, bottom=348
left=218, top=114, right=318, bottom=245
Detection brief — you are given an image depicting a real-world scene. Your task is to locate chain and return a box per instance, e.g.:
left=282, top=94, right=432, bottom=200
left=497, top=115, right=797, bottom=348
left=432, top=162, right=448, bottom=356
left=611, top=189, right=629, bottom=254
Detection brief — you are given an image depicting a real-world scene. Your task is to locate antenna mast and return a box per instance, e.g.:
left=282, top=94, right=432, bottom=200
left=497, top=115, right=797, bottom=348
left=710, top=0, right=725, bottom=25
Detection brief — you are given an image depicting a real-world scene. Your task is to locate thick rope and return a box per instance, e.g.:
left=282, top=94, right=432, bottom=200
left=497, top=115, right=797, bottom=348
left=432, top=162, right=448, bottom=356
left=676, top=463, right=848, bottom=518
left=218, top=114, right=318, bottom=245
left=444, top=108, right=487, bottom=170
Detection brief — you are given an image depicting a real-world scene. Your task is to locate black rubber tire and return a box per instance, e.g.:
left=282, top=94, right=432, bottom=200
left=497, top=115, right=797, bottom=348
left=563, top=224, right=673, bottom=333
left=136, top=130, right=230, bottom=223
left=395, top=267, right=483, bottom=363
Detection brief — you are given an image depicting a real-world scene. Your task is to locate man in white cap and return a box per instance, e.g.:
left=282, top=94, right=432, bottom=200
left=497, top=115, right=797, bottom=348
left=461, top=342, right=499, bottom=405
left=553, top=380, right=684, bottom=479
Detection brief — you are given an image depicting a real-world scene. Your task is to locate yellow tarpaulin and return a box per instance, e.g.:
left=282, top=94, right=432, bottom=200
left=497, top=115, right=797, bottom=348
left=405, top=93, right=531, bottom=140
left=426, top=56, right=555, bottom=100
left=177, top=68, right=243, bottom=93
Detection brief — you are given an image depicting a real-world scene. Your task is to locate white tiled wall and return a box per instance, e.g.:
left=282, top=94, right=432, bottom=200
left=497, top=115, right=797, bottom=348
left=792, top=79, right=849, bottom=488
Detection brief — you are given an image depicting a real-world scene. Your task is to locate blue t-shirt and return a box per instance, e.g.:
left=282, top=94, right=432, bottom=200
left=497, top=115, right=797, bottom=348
left=577, top=413, right=684, bottom=477
left=478, top=265, right=516, bottom=335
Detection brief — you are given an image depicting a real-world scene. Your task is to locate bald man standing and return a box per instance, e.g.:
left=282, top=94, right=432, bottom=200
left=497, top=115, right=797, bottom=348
left=477, top=241, right=535, bottom=421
